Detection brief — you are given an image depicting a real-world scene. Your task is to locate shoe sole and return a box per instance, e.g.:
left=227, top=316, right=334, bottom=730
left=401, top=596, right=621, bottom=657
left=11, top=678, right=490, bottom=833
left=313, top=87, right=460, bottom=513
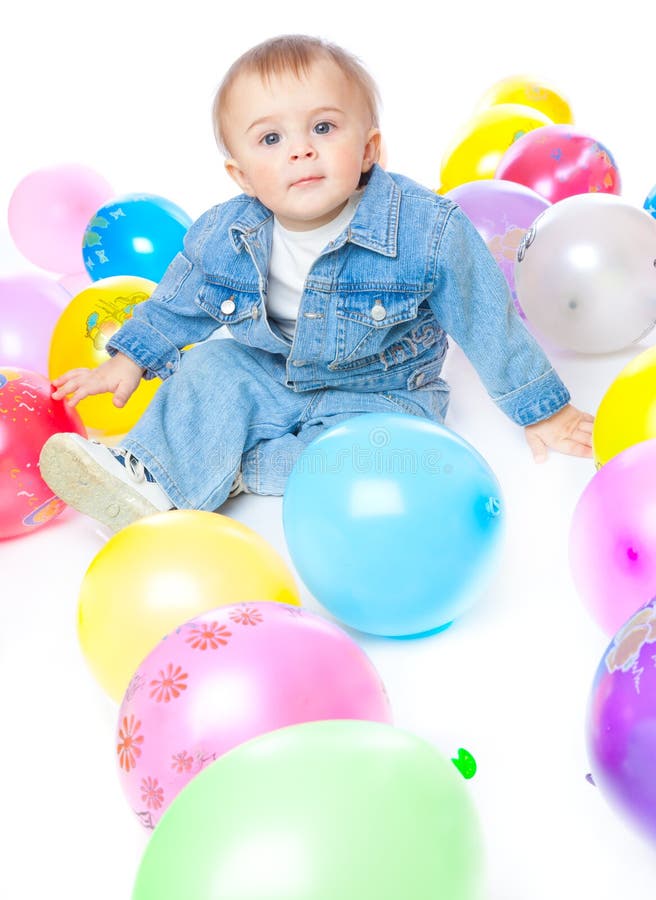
left=39, top=434, right=159, bottom=532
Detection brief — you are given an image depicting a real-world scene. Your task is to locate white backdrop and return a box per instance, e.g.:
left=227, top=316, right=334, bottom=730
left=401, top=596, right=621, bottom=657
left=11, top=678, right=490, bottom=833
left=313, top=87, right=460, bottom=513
left=2, top=2, right=656, bottom=897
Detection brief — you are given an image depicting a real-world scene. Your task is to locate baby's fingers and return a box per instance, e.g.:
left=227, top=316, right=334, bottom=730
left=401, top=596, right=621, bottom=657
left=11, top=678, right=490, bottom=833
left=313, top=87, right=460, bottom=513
left=64, top=382, right=100, bottom=407
left=557, top=436, right=594, bottom=458
left=571, top=424, right=594, bottom=449
left=525, top=430, right=548, bottom=464
left=112, top=379, right=136, bottom=408
left=53, top=372, right=105, bottom=405
left=51, top=375, right=87, bottom=400
left=51, top=368, right=90, bottom=388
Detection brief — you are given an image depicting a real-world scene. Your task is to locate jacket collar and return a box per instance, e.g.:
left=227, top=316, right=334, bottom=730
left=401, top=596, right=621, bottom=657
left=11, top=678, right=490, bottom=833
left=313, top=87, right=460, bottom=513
left=228, top=164, right=399, bottom=257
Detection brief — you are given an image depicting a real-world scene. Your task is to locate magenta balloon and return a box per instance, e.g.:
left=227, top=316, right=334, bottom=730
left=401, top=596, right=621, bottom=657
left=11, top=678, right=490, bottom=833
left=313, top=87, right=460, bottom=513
left=587, top=598, right=656, bottom=843
left=569, top=439, right=656, bottom=635
left=8, top=164, right=113, bottom=273
left=0, top=275, right=70, bottom=374
left=495, top=125, right=621, bottom=203
left=446, top=180, right=550, bottom=313
left=116, top=602, right=392, bottom=829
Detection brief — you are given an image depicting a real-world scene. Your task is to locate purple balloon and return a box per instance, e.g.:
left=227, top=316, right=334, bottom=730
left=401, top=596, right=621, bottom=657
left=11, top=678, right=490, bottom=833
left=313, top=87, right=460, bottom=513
left=587, top=597, right=656, bottom=843
left=446, top=179, right=550, bottom=315
left=0, top=275, right=69, bottom=375
left=569, top=439, right=656, bottom=636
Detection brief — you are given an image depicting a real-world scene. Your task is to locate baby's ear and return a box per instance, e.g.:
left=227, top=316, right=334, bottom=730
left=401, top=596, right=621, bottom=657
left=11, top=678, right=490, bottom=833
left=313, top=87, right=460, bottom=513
left=362, top=128, right=382, bottom=172
left=224, top=159, right=256, bottom=196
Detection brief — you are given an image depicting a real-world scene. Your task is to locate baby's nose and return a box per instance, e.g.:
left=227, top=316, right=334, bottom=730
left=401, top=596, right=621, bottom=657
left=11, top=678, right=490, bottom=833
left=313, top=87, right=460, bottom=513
left=289, top=143, right=317, bottom=161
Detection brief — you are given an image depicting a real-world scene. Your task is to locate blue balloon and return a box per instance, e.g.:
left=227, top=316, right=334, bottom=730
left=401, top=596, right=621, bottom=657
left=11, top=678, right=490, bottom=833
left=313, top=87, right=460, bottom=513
left=644, top=184, right=656, bottom=219
left=283, top=413, right=504, bottom=637
left=82, top=193, right=192, bottom=282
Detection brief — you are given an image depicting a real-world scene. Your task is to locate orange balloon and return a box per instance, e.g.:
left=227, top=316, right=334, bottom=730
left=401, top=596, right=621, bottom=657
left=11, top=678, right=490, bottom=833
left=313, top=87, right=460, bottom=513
left=48, top=275, right=161, bottom=436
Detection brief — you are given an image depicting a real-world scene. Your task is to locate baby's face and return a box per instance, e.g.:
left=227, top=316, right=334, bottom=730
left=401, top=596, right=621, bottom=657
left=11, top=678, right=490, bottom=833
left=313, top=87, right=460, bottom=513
left=223, top=58, right=379, bottom=231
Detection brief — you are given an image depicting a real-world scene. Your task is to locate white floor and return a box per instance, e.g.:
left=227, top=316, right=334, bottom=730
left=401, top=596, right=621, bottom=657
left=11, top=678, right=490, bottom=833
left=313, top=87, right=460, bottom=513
left=3, top=332, right=656, bottom=899
left=3, top=3, right=656, bottom=897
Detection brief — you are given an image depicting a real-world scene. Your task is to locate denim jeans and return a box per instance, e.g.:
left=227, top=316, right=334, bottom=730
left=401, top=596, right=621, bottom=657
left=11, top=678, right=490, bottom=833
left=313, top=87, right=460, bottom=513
left=122, top=338, right=449, bottom=510
left=108, top=165, right=571, bottom=511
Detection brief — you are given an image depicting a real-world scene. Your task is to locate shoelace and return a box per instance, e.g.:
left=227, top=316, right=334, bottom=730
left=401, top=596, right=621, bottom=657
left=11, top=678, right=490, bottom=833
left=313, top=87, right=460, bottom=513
left=125, top=453, right=149, bottom=483
left=95, top=440, right=154, bottom=484
left=100, top=440, right=241, bottom=492
left=228, top=469, right=246, bottom=497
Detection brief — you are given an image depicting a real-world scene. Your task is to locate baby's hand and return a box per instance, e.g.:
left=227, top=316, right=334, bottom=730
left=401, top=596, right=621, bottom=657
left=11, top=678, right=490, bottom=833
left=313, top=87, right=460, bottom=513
left=51, top=352, right=146, bottom=409
left=524, top=404, right=594, bottom=463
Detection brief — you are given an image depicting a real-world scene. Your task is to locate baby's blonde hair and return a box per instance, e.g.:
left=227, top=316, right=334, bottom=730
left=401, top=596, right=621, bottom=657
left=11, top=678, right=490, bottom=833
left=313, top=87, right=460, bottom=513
left=212, top=34, right=381, bottom=157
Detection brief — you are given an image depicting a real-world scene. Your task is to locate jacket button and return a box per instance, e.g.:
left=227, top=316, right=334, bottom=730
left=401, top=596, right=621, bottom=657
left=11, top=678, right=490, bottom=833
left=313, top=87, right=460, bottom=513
left=370, top=302, right=387, bottom=321
left=251, top=305, right=260, bottom=319
left=221, top=298, right=236, bottom=315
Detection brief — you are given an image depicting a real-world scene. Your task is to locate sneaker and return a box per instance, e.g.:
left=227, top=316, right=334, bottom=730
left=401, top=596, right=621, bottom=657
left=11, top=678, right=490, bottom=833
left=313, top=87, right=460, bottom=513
left=39, top=433, right=174, bottom=532
left=228, top=468, right=251, bottom=499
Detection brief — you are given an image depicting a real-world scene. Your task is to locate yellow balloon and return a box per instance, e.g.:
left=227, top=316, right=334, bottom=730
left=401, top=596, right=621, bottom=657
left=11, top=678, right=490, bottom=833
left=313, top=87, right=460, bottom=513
left=77, top=510, right=301, bottom=701
left=476, top=75, right=574, bottom=125
left=593, top=346, right=656, bottom=468
left=439, top=103, right=553, bottom=193
left=48, top=275, right=162, bottom=436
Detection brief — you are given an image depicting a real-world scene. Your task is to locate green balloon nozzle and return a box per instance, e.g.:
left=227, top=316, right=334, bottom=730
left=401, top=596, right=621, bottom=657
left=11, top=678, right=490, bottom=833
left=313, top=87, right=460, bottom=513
left=451, top=747, right=477, bottom=779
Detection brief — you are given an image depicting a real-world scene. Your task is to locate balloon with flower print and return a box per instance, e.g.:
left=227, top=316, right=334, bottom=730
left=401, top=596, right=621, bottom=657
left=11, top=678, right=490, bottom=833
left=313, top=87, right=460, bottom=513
left=78, top=511, right=301, bottom=701
left=116, top=602, right=391, bottom=829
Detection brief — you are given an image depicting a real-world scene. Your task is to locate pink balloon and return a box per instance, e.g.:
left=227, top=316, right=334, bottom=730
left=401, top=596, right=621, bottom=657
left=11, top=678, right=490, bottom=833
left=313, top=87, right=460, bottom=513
left=569, top=439, right=656, bottom=635
left=116, top=602, right=392, bottom=829
left=57, top=271, right=92, bottom=297
left=0, top=275, right=70, bottom=374
left=8, top=164, right=113, bottom=273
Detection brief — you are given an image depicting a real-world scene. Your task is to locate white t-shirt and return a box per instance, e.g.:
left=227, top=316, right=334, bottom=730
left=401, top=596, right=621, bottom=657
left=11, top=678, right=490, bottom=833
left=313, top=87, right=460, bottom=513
left=266, top=193, right=361, bottom=340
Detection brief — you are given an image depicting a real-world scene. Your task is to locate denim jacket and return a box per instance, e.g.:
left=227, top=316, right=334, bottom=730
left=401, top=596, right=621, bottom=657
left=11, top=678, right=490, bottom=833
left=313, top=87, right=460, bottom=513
left=107, top=164, right=569, bottom=426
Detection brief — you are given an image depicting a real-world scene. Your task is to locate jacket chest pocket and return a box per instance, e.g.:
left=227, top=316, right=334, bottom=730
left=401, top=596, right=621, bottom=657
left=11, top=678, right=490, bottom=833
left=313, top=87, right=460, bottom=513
left=197, top=283, right=261, bottom=328
left=329, top=291, right=421, bottom=370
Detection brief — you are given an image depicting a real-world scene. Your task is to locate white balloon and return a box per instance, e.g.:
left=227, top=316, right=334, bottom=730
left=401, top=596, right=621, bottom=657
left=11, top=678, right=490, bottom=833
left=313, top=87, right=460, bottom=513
left=514, top=193, right=656, bottom=353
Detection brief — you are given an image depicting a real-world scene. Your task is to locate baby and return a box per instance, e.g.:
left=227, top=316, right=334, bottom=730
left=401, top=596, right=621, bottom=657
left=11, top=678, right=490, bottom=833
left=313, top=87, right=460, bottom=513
left=40, top=34, right=593, bottom=532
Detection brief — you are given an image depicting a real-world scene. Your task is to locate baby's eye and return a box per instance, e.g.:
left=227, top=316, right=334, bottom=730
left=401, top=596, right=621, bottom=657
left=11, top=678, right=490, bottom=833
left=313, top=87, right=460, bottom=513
left=313, top=122, right=334, bottom=135
left=261, top=132, right=281, bottom=146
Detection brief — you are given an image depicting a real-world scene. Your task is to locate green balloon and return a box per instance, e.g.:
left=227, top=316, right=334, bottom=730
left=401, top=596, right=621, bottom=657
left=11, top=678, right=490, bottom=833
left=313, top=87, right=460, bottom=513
left=133, top=720, right=483, bottom=899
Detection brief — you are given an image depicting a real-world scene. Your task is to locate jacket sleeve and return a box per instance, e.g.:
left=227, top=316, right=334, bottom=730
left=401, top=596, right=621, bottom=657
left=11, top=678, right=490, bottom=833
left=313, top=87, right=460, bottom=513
left=428, top=203, right=570, bottom=426
left=105, top=206, right=223, bottom=380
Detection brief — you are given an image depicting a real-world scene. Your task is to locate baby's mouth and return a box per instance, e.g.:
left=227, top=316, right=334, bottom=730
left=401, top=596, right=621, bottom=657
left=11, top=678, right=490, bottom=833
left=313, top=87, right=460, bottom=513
left=291, top=176, right=324, bottom=187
